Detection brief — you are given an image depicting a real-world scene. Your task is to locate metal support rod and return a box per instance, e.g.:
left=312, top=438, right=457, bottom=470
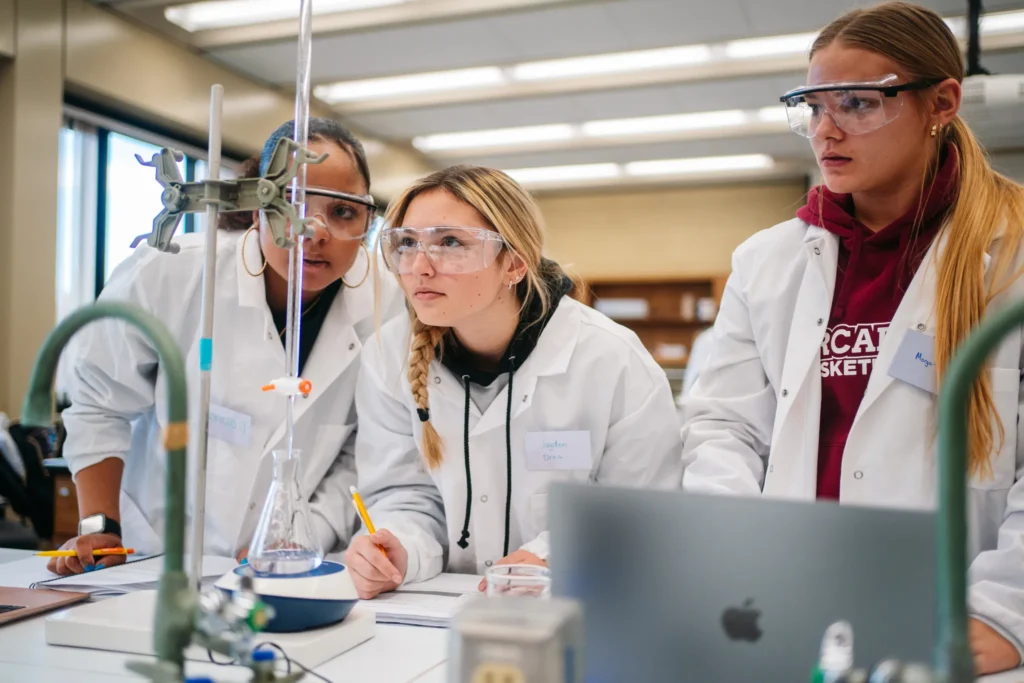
left=967, top=0, right=988, bottom=76
left=189, top=84, right=224, bottom=590
left=283, top=0, right=315, bottom=455
left=935, top=298, right=1024, bottom=681
left=21, top=302, right=192, bottom=670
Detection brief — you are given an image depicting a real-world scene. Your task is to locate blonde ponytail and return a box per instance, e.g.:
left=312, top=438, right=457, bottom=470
left=408, top=318, right=446, bottom=469
left=934, top=118, right=1024, bottom=478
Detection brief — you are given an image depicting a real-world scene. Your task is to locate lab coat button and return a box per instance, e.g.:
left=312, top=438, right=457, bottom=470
left=817, top=318, right=823, bottom=326
left=485, top=560, right=493, bottom=567
left=481, top=495, right=488, bottom=503
left=854, top=471, right=864, bottom=480
left=348, top=343, right=355, bottom=351
left=249, top=502, right=256, bottom=511
left=434, top=376, right=441, bottom=384
left=814, top=247, right=821, bottom=255
left=916, top=323, right=926, bottom=331
left=781, top=389, right=789, bottom=397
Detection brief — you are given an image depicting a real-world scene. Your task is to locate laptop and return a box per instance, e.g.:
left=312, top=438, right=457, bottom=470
left=548, top=484, right=936, bottom=683
left=0, top=586, right=89, bottom=626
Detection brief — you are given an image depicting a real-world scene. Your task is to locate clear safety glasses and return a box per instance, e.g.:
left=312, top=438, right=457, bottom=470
left=779, top=74, right=940, bottom=138
left=285, top=186, right=377, bottom=241
left=379, top=226, right=507, bottom=275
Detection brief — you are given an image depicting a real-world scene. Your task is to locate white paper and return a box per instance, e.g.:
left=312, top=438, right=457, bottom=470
left=28, top=555, right=238, bottom=597
left=0, top=555, right=54, bottom=589
left=524, top=430, right=592, bottom=471
left=398, top=572, right=482, bottom=597
left=363, top=590, right=475, bottom=627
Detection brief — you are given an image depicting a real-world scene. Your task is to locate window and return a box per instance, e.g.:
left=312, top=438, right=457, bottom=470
left=55, top=122, right=98, bottom=324
left=104, top=132, right=187, bottom=282
left=55, top=108, right=242, bottom=318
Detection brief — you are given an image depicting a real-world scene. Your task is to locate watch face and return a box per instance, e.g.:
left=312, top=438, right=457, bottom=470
left=79, top=514, right=106, bottom=536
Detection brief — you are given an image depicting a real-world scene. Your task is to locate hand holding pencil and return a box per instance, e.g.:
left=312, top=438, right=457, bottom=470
left=345, top=486, right=409, bottom=600
left=45, top=533, right=128, bottom=577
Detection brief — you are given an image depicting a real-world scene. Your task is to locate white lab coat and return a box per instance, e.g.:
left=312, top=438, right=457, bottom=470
left=62, top=230, right=405, bottom=558
left=356, top=296, right=684, bottom=581
left=682, top=217, right=1024, bottom=653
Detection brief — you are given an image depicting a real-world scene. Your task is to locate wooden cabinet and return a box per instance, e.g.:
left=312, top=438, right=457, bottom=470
left=52, top=473, right=79, bottom=548
left=579, top=276, right=727, bottom=369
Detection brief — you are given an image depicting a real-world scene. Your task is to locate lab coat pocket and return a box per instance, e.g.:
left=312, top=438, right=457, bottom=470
left=973, top=367, right=1020, bottom=491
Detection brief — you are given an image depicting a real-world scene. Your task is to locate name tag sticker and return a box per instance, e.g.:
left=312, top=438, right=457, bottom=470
left=208, top=404, right=253, bottom=448
left=525, top=431, right=592, bottom=471
left=888, top=329, right=937, bottom=395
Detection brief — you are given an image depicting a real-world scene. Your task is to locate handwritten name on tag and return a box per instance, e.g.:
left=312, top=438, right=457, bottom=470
left=888, top=329, right=937, bottom=395
left=525, top=431, right=592, bottom=471
left=208, top=404, right=253, bottom=448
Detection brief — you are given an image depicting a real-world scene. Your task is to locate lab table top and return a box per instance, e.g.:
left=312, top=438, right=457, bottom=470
left=0, top=549, right=1019, bottom=683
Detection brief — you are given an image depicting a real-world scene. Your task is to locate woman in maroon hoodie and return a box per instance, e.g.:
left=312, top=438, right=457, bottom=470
left=681, top=1, right=1024, bottom=675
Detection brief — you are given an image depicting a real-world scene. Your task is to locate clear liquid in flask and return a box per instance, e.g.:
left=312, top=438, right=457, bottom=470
left=248, top=449, right=324, bottom=575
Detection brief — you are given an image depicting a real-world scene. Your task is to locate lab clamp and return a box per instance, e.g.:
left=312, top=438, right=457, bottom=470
left=20, top=302, right=303, bottom=682
left=809, top=299, right=1024, bottom=683
left=132, top=137, right=326, bottom=253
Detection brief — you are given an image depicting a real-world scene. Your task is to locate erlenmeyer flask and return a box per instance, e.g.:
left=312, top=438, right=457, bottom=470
left=248, top=449, right=323, bottom=575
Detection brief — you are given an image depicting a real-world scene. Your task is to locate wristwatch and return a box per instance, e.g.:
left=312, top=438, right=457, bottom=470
left=78, top=513, right=122, bottom=539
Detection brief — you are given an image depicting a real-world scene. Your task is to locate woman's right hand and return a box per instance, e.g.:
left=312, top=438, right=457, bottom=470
left=344, top=530, right=408, bottom=599
left=47, top=534, right=125, bottom=576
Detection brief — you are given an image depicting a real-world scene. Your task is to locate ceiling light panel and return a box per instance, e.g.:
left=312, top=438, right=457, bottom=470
left=165, top=0, right=411, bottom=32
left=413, top=124, right=575, bottom=152
left=314, top=67, right=505, bottom=103
left=504, top=163, right=622, bottom=184
left=625, top=154, right=775, bottom=177
left=511, top=45, right=712, bottom=81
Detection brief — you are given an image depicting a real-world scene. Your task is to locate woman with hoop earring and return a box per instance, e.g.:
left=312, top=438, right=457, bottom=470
left=52, top=118, right=405, bottom=575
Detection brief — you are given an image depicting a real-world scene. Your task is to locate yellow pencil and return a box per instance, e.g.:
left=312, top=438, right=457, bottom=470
left=36, top=548, right=135, bottom=558
left=349, top=486, right=387, bottom=556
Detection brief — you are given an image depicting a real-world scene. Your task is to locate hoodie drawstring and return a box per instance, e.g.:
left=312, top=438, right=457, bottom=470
left=831, top=224, right=865, bottom=319
left=457, top=374, right=472, bottom=550
left=502, top=357, right=516, bottom=557
left=454, top=360, right=517, bottom=558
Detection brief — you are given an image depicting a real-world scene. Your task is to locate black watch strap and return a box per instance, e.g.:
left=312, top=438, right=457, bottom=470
left=102, top=517, right=122, bottom=538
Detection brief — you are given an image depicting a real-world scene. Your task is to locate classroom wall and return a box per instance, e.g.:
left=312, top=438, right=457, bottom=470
left=538, top=180, right=809, bottom=280
left=0, top=0, right=63, bottom=417
left=0, top=0, right=13, bottom=58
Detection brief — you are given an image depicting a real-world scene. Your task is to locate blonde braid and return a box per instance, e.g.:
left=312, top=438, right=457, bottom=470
left=408, top=317, right=446, bottom=469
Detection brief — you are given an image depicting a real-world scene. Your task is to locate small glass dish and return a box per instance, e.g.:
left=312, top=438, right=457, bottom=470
left=485, top=564, right=551, bottom=599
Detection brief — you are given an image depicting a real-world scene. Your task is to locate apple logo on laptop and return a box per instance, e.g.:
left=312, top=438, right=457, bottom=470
left=722, top=599, right=762, bottom=642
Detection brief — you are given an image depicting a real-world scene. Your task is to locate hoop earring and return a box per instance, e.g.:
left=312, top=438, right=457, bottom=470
left=241, top=225, right=267, bottom=277
left=342, top=242, right=371, bottom=288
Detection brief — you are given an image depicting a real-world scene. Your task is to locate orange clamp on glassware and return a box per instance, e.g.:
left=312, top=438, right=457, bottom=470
left=261, top=377, right=313, bottom=398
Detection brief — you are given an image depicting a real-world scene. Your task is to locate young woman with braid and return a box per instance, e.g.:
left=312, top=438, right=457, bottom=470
left=344, top=165, right=683, bottom=597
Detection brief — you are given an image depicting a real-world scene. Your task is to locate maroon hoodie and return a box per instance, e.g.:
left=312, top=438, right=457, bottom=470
left=796, top=146, right=958, bottom=500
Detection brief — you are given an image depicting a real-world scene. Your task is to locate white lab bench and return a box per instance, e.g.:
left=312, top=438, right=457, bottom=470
left=0, top=549, right=1020, bottom=683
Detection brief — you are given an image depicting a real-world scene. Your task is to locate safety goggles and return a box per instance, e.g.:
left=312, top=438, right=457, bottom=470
left=379, top=226, right=507, bottom=275
left=779, top=74, right=940, bottom=138
left=284, top=186, right=377, bottom=241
